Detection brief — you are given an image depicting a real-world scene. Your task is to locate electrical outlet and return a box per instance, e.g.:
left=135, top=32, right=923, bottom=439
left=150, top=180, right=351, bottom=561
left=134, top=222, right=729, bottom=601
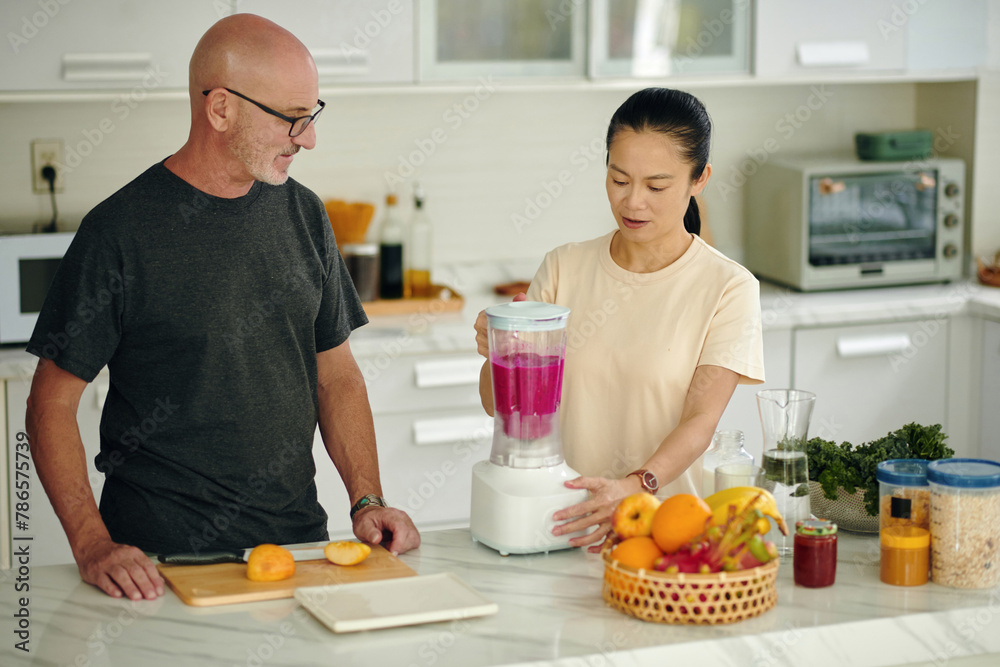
left=31, top=139, right=65, bottom=194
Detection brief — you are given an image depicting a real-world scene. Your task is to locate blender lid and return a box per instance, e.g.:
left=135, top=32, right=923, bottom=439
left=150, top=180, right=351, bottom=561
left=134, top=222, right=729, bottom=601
left=485, top=301, right=570, bottom=331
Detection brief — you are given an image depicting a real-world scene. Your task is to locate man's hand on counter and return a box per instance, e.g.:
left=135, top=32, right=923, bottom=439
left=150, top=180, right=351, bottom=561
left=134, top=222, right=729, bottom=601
left=352, top=506, right=421, bottom=556
left=76, top=537, right=165, bottom=600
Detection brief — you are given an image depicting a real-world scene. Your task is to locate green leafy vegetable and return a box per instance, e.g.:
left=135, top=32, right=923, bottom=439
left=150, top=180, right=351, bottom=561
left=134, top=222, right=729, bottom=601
left=805, top=423, right=953, bottom=516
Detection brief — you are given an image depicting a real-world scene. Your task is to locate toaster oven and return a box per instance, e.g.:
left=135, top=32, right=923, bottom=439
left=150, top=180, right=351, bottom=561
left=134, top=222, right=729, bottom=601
left=745, top=156, right=964, bottom=291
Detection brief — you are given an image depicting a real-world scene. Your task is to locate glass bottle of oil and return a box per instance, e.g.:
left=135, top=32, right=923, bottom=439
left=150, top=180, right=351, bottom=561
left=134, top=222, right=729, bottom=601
left=407, top=182, right=433, bottom=298
left=378, top=192, right=405, bottom=299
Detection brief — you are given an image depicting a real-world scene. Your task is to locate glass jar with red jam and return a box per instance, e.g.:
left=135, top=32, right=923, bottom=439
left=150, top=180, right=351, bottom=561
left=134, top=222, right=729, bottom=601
left=793, top=519, right=838, bottom=588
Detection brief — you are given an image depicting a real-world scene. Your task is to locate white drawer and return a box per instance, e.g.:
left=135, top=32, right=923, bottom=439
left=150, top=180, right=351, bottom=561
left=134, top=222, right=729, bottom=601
left=313, top=409, right=494, bottom=538
left=359, top=353, right=485, bottom=415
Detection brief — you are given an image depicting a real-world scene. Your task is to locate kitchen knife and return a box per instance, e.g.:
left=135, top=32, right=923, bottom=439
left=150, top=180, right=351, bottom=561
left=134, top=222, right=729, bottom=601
left=158, top=547, right=327, bottom=565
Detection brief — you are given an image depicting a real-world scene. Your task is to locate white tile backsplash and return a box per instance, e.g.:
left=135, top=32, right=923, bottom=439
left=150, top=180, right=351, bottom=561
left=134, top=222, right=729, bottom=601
left=0, top=82, right=925, bottom=265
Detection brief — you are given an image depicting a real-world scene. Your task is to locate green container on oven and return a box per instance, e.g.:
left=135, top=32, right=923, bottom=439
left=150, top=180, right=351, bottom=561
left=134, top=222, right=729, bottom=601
left=855, top=130, right=933, bottom=161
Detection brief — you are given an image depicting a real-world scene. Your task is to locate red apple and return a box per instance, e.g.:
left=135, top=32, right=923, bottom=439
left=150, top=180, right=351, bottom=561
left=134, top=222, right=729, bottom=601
left=612, top=492, right=662, bottom=539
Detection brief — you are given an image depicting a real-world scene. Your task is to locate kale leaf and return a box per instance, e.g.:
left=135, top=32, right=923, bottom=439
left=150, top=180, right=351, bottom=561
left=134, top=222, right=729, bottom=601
left=804, top=423, right=954, bottom=517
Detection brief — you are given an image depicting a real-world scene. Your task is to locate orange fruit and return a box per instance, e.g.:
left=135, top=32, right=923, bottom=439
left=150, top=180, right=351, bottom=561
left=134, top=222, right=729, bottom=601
left=245, top=544, right=296, bottom=582
left=651, top=493, right=713, bottom=554
left=610, top=536, right=664, bottom=571
left=324, top=541, right=372, bottom=566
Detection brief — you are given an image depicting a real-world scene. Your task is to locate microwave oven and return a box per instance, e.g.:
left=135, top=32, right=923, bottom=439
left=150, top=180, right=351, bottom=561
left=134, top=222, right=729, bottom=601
left=745, top=156, right=964, bottom=291
left=0, top=231, right=75, bottom=344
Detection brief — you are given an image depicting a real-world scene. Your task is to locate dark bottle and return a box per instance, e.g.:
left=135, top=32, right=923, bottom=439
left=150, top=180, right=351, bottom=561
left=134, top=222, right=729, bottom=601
left=378, top=193, right=405, bottom=299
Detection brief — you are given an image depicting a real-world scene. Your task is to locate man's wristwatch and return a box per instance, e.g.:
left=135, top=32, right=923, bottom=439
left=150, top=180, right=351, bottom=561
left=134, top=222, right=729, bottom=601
left=349, top=493, right=388, bottom=520
left=627, top=469, right=659, bottom=494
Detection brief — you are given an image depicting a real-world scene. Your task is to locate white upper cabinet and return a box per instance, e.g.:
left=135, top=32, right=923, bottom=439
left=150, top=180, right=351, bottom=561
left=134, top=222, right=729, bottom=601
left=903, top=0, right=988, bottom=72
left=419, top=0, right=586, bottom=80
left=234, top=0, right=415, bottom=85
left=754, top=0, right=907, bottom=78
left=0, top=0, right=223, bottom=91
left=589, top=0, right=751, bottom=78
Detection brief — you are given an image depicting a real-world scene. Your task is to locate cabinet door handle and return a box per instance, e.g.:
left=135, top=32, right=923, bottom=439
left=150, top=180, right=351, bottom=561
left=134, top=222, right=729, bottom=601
left=62, top=53, right=154, bottom=81
left=413, top=415, right=493, bottom=446
left=414, top=357, right=483, bottom=388
left=836, top=333, right=912, bottom=358
left=311, top=48, right=369, bottom=79
left=796, top=41, right=870, bottom=67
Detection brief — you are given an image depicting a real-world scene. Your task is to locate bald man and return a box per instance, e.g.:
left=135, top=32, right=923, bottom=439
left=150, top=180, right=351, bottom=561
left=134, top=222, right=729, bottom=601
left=24, top=14, right=419, bottom=601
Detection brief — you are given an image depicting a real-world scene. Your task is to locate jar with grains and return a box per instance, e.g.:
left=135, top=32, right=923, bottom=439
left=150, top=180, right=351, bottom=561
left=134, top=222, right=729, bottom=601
left=927, top=459, right=1000, bottom=589
left=877, top=459, right=930, bottom=532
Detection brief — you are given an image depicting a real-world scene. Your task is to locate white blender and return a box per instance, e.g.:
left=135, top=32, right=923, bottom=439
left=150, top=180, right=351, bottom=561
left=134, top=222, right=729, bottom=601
left=470, top=301, right=589, bottom=555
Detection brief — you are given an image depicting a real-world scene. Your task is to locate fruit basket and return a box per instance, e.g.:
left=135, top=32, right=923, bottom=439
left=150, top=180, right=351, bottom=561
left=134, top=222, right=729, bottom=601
left=601, top=542, right=779, bottom=625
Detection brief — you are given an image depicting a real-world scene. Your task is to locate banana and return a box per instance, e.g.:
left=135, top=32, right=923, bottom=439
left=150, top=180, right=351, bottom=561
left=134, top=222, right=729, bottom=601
left=704, top=486, right=789, bottom=535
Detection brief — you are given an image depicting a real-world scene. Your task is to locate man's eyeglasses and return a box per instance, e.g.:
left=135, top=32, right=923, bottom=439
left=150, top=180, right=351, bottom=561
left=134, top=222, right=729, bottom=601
left=202, top=88, right=325, bottom=137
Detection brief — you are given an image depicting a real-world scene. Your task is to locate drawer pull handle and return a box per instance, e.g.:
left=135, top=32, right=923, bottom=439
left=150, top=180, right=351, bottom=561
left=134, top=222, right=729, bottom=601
left=413, top=416, right=493, bottom=446
left=62, top=53, right=154, bottom=81
left=414, top=357, right=483, bottom=388
left=836, top=333, right=911, bottom=358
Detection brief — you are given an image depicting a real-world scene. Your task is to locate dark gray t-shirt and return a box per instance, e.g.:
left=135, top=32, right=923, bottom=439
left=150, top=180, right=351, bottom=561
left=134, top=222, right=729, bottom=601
left=27, top=160, right=368, bottom=554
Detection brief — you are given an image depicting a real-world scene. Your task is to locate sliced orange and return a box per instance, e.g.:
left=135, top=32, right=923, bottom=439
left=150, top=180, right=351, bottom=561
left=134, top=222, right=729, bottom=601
left=324, top=541, right=372, bottom=566
left=246, top=544, right=296, bottom=582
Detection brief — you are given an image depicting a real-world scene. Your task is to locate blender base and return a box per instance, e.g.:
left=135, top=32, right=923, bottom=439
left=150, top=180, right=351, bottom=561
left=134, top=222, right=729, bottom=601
left=469, top=460, right=590, bottom=556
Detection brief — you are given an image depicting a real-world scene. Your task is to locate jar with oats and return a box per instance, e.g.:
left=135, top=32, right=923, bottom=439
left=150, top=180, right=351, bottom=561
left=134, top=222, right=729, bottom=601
left=877, top=459, right=930, bottom=532
left=927, top=459, right=1000, bottom=589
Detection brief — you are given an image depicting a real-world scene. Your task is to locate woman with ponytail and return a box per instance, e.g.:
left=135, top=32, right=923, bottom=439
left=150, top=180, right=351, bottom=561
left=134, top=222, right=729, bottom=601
left=475, top=87, right=765, bottom=551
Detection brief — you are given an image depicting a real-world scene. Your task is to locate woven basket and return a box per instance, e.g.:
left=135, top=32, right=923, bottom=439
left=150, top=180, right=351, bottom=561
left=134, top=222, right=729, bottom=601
left=808, top=481, right=879, bottom=533
left=601, top=545, right=779, bottom=625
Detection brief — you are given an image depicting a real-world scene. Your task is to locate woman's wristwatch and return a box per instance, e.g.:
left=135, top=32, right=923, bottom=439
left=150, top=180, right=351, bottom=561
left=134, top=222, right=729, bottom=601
left=350, top=493, right=388, bottom=519
left=627, top=469, right=659, bottom=493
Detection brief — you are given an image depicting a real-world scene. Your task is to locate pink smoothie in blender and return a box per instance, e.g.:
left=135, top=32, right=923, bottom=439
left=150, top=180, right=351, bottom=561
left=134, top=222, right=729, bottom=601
left=490, top=352, right=564, bottom=440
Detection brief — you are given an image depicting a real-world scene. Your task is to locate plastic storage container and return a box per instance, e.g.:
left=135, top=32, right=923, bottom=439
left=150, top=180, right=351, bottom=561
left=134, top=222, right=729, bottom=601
left=793, top=519, right=837, bottom=588
left=927, top=459, right=1000, bottom=589
left=876, top=459, right=930, bottom=532
left=880, top=526, right=930, bottom=586
left=701, top=430, right=752, bottom=497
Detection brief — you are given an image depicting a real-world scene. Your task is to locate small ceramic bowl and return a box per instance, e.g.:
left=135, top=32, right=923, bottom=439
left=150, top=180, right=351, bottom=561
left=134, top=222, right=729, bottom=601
left=978, top=251, right=1000, bottom=288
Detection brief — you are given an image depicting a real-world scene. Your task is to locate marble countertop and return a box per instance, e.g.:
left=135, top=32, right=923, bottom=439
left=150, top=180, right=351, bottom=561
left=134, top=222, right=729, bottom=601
left=2, top=529, right=998, bottom=666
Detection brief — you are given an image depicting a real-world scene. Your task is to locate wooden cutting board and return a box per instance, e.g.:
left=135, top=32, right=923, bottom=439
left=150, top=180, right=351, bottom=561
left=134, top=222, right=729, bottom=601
left=157, top=545, right=417, bottom=607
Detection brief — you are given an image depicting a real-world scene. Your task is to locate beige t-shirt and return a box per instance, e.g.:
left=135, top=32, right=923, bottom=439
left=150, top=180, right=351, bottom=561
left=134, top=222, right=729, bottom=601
left=526, top=232, right=765, bottom=497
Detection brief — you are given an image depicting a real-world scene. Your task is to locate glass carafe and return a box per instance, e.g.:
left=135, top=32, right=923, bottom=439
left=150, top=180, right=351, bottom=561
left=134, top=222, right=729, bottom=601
left=757, top=389, right=816, bottom=557
left=486, top=302, right=570, bottom=468
left=701, top=430, right=753, bottom=497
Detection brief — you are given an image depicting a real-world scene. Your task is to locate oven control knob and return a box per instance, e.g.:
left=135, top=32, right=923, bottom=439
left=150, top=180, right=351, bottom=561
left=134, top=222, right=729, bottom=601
left=943, top=243, right=959, bottom=259
left=945, top=182, right=960, bottom=198
left=944, top=214, right=960, bottom=228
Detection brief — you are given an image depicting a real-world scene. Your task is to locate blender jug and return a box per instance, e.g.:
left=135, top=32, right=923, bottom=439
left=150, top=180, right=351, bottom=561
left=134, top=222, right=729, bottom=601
left=470, top=301, right=588, bottom=555
left=487, top=302, right=568, bottom=468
